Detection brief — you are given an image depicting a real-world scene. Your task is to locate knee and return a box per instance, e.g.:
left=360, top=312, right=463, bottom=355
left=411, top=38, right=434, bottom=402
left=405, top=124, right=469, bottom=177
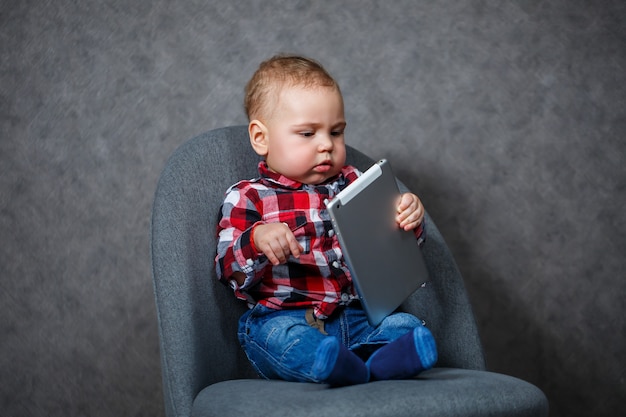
left=382, top=312, right=423, bottom=332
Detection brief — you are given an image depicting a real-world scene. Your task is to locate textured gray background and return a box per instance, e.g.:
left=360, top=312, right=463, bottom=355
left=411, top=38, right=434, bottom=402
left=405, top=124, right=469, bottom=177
left=1, top=1, right=624, bottom=416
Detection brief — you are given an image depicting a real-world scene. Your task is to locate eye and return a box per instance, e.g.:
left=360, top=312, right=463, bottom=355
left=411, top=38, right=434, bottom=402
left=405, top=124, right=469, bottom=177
left=300, top=131, right=315, bottom=138
left=331, top=129, right=344, bottom=137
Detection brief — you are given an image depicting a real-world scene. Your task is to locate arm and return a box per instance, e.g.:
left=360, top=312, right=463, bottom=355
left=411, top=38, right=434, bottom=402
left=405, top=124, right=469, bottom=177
left=215, top=187, right=267, bottom=292
left=215, top=184, right=306, bottom=290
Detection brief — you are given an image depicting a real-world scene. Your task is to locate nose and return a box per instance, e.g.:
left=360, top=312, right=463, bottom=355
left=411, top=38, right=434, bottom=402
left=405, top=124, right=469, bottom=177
left=317, top=133, right=334, bottom=152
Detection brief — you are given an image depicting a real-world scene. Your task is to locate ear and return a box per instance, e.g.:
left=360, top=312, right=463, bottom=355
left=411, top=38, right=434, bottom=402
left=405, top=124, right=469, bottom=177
left=249, top=120, right=269, bottom=156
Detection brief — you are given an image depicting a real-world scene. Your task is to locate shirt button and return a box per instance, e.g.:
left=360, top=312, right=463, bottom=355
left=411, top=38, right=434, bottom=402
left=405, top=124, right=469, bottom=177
left=341, top=293, right=350, bottom=302
left=246, top=259, right=254, bottom=266
left=332, top=261, right=340, bottom=269
left=328, top=229, right=335, bottom=238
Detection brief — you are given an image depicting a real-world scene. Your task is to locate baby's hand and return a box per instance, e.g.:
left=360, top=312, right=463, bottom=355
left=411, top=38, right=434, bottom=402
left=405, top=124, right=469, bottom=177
left=396, top=193, right=424, bottom=231
left=253, top=223, right=304, bottom=266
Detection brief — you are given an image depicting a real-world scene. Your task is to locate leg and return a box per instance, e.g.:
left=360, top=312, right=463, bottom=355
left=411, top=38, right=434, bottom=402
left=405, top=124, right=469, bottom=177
left=238, top=305, right=367, bottom=385
left=343, top=308, right=437, bottom=380
left=343, top=308, right=421, bottom=351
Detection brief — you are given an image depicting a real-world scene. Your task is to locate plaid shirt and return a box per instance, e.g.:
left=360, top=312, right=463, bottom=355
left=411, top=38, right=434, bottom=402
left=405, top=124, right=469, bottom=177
left=215, top=161, right=424, bottom=318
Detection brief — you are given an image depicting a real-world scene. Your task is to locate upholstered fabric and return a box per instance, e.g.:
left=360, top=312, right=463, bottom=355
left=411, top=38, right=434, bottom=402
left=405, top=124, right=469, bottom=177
left=193, top=368, right=547, bottom=417
left=151, top=126, right=548, bottom=417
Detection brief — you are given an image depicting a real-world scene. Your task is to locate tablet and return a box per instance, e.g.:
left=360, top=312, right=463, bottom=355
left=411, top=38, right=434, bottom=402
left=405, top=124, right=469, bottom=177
left=326, top=159, right=429, bottom=326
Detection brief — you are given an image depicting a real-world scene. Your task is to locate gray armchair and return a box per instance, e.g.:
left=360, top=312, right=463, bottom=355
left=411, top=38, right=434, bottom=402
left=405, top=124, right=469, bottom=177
left=151, top=126, right=548, bottom=417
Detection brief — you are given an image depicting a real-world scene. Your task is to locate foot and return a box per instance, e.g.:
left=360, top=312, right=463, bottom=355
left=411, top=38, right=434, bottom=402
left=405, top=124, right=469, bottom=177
left=313, top=336, right=369, bottom=386
left=366, top=326, right=437, bottom=380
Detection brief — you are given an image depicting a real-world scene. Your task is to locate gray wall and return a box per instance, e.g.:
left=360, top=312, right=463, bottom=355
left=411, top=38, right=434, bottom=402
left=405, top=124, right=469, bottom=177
left=2, top=1, right=624, bottom=416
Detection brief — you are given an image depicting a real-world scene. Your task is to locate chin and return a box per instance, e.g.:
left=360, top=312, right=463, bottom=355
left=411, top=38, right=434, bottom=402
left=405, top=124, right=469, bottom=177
left=318, top=174, right=338, bottom=185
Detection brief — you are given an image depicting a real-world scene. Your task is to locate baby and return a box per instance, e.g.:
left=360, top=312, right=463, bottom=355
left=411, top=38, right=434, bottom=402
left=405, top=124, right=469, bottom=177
left=215, top=54, right=437, bottom=386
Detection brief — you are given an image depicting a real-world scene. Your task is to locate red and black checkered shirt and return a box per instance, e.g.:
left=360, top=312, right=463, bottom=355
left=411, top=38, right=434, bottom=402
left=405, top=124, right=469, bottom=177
left=215, top=161, right=424, bottom=318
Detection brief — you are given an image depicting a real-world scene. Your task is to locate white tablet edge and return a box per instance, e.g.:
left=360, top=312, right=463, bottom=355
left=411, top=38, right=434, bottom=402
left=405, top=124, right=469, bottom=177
left=329, top=160, right=384, bottom=206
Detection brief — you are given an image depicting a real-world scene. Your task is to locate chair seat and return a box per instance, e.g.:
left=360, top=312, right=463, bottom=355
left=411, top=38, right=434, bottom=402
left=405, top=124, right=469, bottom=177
left=192, top=368, right=548, bottom=417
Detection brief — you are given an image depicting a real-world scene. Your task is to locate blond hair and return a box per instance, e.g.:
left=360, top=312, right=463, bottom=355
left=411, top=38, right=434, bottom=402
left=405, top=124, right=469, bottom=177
left=244, top=54, right=341, bottom=121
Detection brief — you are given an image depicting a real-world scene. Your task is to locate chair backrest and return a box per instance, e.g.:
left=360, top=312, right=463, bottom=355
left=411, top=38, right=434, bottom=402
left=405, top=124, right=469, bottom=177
left=151, top=126, right=486, bottom=417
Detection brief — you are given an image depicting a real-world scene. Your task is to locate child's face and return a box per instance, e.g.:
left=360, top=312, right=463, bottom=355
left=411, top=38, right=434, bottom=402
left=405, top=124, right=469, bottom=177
left=253, top=85, right=347, bottom=185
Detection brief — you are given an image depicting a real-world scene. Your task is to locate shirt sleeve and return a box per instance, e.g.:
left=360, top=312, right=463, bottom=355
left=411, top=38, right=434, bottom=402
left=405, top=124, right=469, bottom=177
left=215, top=185, right=269, bottom=299
left=414, top=219, right=426, bottom=247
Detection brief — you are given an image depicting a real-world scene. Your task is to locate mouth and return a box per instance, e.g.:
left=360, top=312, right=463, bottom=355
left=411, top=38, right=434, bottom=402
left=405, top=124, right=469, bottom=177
left=313, top=160, right=333, bottom=173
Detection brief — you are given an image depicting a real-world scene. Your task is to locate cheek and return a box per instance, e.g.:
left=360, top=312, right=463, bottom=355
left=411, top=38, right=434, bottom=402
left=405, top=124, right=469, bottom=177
left=335, top=146, right=347, bottom=165
left=273, top=142, right=297, bottom=161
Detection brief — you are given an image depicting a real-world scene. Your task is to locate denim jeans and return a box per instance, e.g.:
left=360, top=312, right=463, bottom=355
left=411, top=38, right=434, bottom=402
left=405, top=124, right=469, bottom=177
left=238, top=304, right=423, bottom=383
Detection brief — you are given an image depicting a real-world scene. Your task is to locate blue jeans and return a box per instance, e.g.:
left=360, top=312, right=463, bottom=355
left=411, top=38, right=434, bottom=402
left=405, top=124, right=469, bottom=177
left=238, top=304, right=423, bottom=383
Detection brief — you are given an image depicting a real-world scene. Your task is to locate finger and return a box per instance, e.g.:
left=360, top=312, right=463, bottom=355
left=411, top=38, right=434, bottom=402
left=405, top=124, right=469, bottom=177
left=271, top=249, right=287, bottom=265
left=262, top=237, right=286, bottom=265
left=276, top=232, right=301, bottom=263
left=280, top=224, right=303, bottom=258
left=399, top=214, right=414, bottom=229
left=402, top=218, right=419, bottom=231
left=286, top=235, right=303, bottom=258
left=263, top=247, right=281, bottom=266
left=396, top=204, right=415, bottom=224
left=416, top=205, right=424, bottom=223
left=281, top=231, right=306, bottom=260
left=397, top=194, right=411, bottom=212
left=399, top=209, right=423, bottom=230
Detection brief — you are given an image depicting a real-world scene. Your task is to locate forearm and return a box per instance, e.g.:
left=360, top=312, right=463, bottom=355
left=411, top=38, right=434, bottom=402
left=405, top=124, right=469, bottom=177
left=215, top=222, right=266, bottom=289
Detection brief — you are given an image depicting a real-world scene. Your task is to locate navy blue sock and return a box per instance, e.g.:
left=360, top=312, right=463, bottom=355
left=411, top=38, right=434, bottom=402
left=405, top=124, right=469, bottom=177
left=366, top=326, right=437, bottom=381
left=312, top=336, right=369, bottom=386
